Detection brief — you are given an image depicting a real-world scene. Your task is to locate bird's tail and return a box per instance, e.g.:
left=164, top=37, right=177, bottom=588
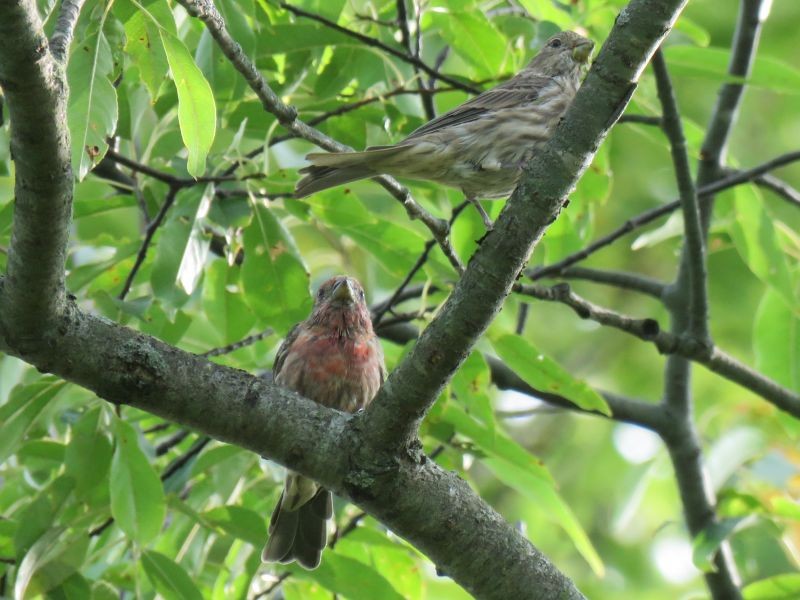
left=262, top=477, right=333, bottom=570
left=294, top=146, right=405, bottom=198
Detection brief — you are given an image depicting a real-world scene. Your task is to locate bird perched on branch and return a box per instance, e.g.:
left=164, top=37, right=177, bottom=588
left=295, top=31, right=594, bottom=228
left=262, top=276, right=385, bottom=569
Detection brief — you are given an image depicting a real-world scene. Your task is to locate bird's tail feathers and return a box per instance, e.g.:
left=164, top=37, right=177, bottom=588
left=294, top=146, right=405, bottom=198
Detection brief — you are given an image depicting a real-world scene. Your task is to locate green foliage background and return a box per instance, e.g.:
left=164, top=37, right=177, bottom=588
left=1, top=0, right=799, bottom=598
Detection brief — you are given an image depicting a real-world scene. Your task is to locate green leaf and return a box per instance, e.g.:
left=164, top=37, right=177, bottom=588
left=203, top=505, right=268, bottom=547
left=0, top=378, right=66, bottom=464
left=110, top=418, right=166, bottom=543
left=240, top=202, right=312, bottom=333
left=692, top=516, right=758, bottom=572
left=67, top=31, right=119, bottom=180
left=491, top=334, right=610, bottom=415
left=724, top=186, right=796, bottom=305
left=141, top=550, right=203, bottom=600
left=440, top=403, right=604, bottom=576
left=451, top=352, right=495, bottom=430
left=754, top=289, right=799, bottom=390
left=744, top=574, right=800, bottom=599
left=159, top=30, right=216, bottom=177
left=305, top=195, right=428, bottom=277
left=14, top=528, right=89, bottom=599
left=429, top=12, right=508, bottom=77
left=65, top=407, right=114, bottom=496
left=203, top=260, right=257, bottom=343
left=150, top=188, right=208, bottom=301
left=301, top=552, right=404, bottom=600
left=665, top=45, right=800, bottom=94
left=123, top=2, right=171, bottom=101
left=516, top=1, right=575, bottom=29
left=483, top=456, right=605, bottom=576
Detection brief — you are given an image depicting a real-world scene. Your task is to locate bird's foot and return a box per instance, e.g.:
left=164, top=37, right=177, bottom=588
left=467, top=196, right=494, bottom=230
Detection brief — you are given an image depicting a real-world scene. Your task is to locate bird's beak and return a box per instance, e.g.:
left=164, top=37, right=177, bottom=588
left=331, top=279, right=356, bottom=304
left=572, top=40, right=594, bottom=64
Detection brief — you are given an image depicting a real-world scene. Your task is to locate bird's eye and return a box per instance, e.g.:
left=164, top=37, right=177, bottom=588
left=549, top=38, right=563, bottom=48
left=317, top=287, right=326, bottom=298
left=359, top=289, right=365, bottom=300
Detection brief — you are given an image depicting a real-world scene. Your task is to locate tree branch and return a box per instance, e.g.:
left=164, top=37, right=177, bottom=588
left=754, top=173, right=800, bottom=208
left=176, top=0, right=463, bottom=274
left=656, top=2, right=770, bottom=595
left=652, top=50, right=710, bottom=342
left=377, top=320, right=666, bottom=430
left=527, top=149, right=800, bottom=280
left=49, top=0, right=87, bottom=63
left=396, top=0, right=436, bottom=120
left=277, top=1, right=480, bottom=95
left=552, top=266, right=665, bottom=298
left=516, top=282, right=800, bottom=419
left=0, top=287, right=584, bottom=600
left=118, top=185, right=179, bottom=300
left=361, top=0, right=691, bottom=451
left=0, top=0, right=72, bottom=342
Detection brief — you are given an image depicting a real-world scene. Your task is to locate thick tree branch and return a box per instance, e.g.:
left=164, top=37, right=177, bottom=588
left=0, top=1, right=72, bottom=342
left=652, top=50, right=710, bottom=342
left=0, top=287, right=583, bottom=600
left=361, top=0, right=690, bottom=451
left=49, top=0, right=87, bottom=63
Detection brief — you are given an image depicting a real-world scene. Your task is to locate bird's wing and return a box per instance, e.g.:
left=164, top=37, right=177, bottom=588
left=273, top=323, right=301, bottom=378
left=399, top=75, right=553, bottom=142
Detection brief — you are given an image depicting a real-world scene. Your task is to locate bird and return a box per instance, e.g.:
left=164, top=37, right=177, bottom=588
left=295, top=31, right=594, bottom=228
left=261, top=275, right=386, bottom=569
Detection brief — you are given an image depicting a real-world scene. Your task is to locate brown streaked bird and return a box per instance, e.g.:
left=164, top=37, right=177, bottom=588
left=262, top=276, right=385, bottom=569
left=295, top=31, right=594, bottom=228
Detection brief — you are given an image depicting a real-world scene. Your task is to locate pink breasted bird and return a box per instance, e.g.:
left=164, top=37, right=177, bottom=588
left=262, top=276, right=386, bottom=569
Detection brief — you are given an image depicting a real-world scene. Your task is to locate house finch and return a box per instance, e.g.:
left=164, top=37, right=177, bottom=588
left=295, top=31, right=594, bottom=228
left=262, top=276, right=386, bottom=569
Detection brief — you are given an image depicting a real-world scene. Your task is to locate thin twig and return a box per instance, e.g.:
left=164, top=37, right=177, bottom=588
left=161, top=436, right=211, bottom=481
left=554, top=267, right=665, bottom=298
left=754, top=173, right=800, bottom=208
left=372, top=201, right=468, bottom=326
left=177, top=0, right=464, bottom=274
left=277, top=1, right=479, bottom=95
left=652, top=50, right=710, bottom=341
left=515, top=282, right=800, bottom=419
left=396, top=0, right=435, bottom=119
left=201, top=328, right=274, bottom=357
left=618, top=114, right=663, bottom=126
left=155, top=428, right=190, bottom=456
left=118, top=185, right=179, bottom=300
left=527, top=150, right=800, bottom=280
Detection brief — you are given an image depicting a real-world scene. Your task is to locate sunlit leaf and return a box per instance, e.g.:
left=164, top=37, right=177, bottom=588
left=160, top=30, right=217, bottom=177
left=743, top=574, right=800, bottom=599
left=67, top=32, right=119, bottom=180
left=492, top=334, right=610, bottom=415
